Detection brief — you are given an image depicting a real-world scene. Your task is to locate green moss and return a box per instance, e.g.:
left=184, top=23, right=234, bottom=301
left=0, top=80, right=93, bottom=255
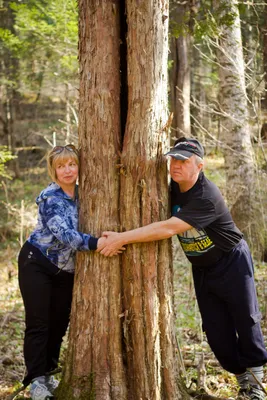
left=56, top=373, right=96, bottom=400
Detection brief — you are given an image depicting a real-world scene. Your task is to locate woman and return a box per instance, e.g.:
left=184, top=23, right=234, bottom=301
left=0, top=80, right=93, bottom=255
left=18, top=144, right=112, bottom=400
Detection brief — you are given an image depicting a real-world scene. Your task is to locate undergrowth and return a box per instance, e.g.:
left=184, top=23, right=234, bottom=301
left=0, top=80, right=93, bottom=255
left=0, top=157, right=267, bottom=399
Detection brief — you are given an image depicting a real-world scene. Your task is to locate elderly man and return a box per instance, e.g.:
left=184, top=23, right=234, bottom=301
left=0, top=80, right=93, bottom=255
left=98, top=137, right=267, bottom=400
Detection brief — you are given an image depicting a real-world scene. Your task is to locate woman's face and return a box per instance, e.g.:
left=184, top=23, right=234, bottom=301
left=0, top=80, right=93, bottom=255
left=55, top=157, right=78, bottom=188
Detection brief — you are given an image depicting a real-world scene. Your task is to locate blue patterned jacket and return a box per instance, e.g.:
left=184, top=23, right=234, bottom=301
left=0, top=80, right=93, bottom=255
left=28, top=182, right=98, bottom=273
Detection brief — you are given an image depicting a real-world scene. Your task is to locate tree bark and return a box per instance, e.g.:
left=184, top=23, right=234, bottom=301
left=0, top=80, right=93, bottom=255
left=57, top=1, right=189, bottom=399
left=57, top=2, right=127, bottom=399
left=215, top=0, right=260, bottom=255
left=119, top=1, right=184, bottom=398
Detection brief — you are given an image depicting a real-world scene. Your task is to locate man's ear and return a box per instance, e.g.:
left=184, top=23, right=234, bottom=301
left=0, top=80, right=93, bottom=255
left=198, top=160, right=204, bottom=171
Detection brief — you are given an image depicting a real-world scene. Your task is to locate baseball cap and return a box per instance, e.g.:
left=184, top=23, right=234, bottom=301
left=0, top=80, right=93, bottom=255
left=165, top=137, right=204, bottom=160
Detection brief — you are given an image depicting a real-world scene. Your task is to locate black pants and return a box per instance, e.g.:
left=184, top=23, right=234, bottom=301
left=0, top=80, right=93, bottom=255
left=18, top=241, right=74, bottom=386
left=193, top=239, right=267, bottom=375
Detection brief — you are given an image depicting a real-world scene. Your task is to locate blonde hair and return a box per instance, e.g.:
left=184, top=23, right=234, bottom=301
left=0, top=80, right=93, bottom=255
left=47, top=145, right=79, bottom=183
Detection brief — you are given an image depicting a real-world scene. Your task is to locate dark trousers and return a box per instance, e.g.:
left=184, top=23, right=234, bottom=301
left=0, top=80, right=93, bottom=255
left=18, top=241, right=74, bottom=386
left=192, top=239, right=267, bottom=374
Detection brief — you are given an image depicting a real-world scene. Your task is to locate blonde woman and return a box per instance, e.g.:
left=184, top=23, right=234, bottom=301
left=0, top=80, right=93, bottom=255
left=18, top=145, right=114, bottom=399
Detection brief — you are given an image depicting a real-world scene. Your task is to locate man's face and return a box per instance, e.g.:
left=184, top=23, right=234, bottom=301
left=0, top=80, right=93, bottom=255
left=170, top=155, right=202, bottom=184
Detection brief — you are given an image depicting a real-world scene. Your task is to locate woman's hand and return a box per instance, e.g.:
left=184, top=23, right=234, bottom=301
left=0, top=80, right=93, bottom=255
left=97, top=232, right=126, bottom=257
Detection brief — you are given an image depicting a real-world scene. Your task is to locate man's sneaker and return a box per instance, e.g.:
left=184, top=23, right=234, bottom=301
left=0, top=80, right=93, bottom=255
left=45, top=376, right=59, bottom=394
left=248, top=386, right=266, bottom=400
left=237, top=388, right=251, bottom=399
left=30, top=379, right=53, bottom=399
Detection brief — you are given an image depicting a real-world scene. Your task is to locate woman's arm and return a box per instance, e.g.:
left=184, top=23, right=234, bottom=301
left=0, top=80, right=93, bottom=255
left=43, top=197, right=98, bottom=251
left=44, top=198, right=125, bottom=254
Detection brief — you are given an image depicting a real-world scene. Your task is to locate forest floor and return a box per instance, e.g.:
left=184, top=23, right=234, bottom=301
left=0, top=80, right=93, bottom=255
left=0, top=155, right=267, bottom=400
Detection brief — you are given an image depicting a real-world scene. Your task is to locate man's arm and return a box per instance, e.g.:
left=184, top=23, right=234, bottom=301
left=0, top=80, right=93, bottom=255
left=97, top=217, right=192, bottom=256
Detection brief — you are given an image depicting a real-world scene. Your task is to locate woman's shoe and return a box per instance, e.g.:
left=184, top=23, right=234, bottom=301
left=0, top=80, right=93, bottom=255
left=30, top=379, right=53, bottom=399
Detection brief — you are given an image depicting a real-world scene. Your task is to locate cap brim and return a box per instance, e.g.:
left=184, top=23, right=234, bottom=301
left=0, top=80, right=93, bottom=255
left=165, top=150, right=194, bottom=160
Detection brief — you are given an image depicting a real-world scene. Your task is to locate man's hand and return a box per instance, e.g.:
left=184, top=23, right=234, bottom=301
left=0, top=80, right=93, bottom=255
left=97, top=232, right=126, bottom=257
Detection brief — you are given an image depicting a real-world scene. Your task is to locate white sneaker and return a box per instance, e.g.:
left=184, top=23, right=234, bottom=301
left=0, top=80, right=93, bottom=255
left=45, top=376, right=59, bottom=394
left=248, top=386, right=266, bottom=400
left=30, top=379, right=53, bottom=399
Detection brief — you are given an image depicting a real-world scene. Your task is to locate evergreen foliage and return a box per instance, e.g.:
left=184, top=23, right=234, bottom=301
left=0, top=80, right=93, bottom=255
left=0, top=0, right=78, bottom=96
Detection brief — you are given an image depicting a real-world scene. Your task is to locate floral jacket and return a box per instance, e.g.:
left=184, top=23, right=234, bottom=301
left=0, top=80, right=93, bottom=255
left=28, top=182, right=98, bottom=273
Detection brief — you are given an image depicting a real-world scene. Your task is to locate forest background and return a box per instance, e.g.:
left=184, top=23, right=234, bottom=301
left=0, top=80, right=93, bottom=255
left=1, top=0, right=267, bottom=399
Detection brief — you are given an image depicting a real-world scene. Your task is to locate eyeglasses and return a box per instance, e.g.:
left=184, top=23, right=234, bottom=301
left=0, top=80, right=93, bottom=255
left=51, top=144, right=79, bottom=155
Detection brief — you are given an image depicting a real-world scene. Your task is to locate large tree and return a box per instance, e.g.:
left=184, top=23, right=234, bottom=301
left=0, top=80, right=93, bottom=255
left=57, top=1, right=188, bottom=399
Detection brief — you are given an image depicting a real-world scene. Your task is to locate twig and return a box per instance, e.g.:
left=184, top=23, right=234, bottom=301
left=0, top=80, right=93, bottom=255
left=247, top=368, right=267, bottom=395
left=20, top=200, right=24, bottom=248
left=197, top=353, right=207, bottom=392
left=1, top=181, right=10, bottom=222
left=176, top=334, right=187, bottom=377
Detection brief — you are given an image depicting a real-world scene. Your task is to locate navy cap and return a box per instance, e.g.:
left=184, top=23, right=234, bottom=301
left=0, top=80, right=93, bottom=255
left=165, top=138, right=204, bottom=160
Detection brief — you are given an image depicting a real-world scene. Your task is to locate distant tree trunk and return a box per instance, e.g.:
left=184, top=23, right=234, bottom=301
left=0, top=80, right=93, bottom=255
left=263, top=2, right=267, bottom=110
left=190, top=43, right=202, bottom=138
left=0, top=0, right=20, bottom=177
left=57, top=1, right=189, bottom=399
left=215, top=0, right=261, bottom=255
left=65, top=82, right=71, bottom=143
left=189, top=2, right=212, bottom=143
left=169, top=1, right=191, bottom=139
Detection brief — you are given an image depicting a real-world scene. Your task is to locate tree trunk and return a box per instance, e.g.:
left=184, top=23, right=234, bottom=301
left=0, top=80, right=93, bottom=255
left=263, top=2, right=267, bottom=110
left=57, top=1, right=189, bottom=399
left=215, top=0, right=261, bottom=255
left=57, top=2, right=126, bottom=399
left=119, top=2, right=184, bottom=398
left=0, top=0, right=21, bottom=177
left=169, top=1, right=191, bottom=138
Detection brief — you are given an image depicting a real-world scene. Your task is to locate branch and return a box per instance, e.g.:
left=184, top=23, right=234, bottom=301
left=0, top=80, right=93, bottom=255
left=190, top=114, right=255, bottom=160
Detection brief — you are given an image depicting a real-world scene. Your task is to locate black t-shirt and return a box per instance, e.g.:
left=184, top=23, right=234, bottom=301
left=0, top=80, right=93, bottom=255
left=171, top=172, right=243, bottom=267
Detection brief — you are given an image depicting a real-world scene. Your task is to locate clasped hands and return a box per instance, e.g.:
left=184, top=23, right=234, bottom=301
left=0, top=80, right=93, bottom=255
left=97, top=232, right=125, bottom=257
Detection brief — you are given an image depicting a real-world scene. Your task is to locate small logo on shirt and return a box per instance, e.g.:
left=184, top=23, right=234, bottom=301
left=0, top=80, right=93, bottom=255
left=172, top=204, right=214, bottom=256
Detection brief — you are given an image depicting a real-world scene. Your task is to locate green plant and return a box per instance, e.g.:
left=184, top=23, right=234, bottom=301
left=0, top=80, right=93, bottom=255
left=0, top=147, right=16, bottom=179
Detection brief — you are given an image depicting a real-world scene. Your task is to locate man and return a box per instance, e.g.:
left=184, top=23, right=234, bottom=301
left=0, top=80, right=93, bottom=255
left=97, top=137, right=267, bottom=400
